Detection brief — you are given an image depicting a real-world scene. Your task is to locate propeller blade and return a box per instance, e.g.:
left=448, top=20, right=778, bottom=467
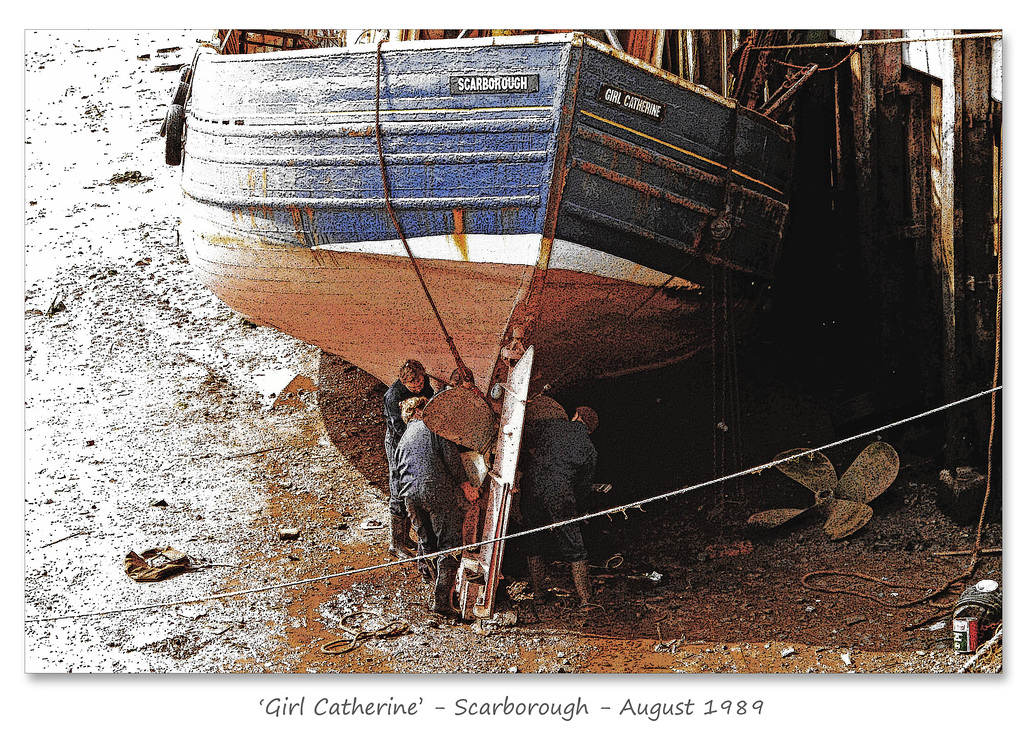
left=821, top=499, right=873, bottom=539
left=835, top=441, right=899, bottom=504
left=775, top=449, right=838, bottom=493
left=421, top=387, right=497, bottom=452
left=747, top=507, right=812, bottom=529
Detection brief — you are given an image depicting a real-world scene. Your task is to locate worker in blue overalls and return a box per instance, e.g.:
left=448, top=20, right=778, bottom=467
left=520, top=406, right=599, bottom=610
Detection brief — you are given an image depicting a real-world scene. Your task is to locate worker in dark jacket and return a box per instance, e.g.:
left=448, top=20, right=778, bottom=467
left=520, top=406, right=599, bottom=609
left=395, top=396, right=480, bottom=616
left=383, top=360, right=435, bottom=559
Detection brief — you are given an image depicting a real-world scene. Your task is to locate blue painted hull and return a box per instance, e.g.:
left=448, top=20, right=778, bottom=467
left=179, top=33, right=794, bottom=389
left=184, top=36, right=568, bottom=242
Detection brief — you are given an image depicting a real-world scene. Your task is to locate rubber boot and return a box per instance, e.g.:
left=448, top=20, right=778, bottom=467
left=388, top=515, right=415, bottom=560
left=570, top=560, right=593, bottom=607
left=417, top=556, right=436, bottom=585
left=429, top=556, right=459, bottom=617
left=528, top=556, right=552, bottom=597
left=401, top=515, right=418, bottom=551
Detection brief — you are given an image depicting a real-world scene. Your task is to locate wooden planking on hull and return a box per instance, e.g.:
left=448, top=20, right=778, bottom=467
left=178, top=33, right=794, bottom=390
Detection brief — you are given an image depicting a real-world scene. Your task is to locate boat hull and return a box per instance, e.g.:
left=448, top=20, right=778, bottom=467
left=179, top=33, right=794, bottom=390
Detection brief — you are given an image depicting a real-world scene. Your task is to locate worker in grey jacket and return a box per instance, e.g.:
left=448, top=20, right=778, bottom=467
left=520, top=406, right=599, bottom=609
left=395, top=396, right=480, bottom=616
left=383, top=360, right=435, bottom=559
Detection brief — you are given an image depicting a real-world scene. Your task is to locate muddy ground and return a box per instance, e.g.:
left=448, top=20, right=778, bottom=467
left=18, top=29, right=1013, bottom=741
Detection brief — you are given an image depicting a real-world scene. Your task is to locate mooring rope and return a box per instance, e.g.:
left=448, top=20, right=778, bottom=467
left=26, top=385, right=1000, bottom=624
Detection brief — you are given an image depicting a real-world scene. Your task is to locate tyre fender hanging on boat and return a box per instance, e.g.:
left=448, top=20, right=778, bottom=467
left=173, top=65, right=192, bottom=105
left=171, top=79, right=190, bottom=107
left=164, top=103, right=185, bottom=166
left=161, top=65, right=191, bottom=137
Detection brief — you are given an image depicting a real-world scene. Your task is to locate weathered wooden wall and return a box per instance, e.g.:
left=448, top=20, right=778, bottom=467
left=777, top=30, right=1001, bottom=507
left=950, top=33, right=1000, bottom=470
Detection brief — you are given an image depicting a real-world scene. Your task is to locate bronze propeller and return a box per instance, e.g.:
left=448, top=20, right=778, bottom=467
left=748, top=441, right=900, bottom=539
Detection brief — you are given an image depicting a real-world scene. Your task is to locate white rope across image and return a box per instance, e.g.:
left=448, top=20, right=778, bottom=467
left=26, top=385, right=1001, bottom=623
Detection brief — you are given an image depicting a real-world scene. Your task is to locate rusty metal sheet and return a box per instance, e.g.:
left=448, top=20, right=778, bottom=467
left=421, top=387, right=497, bottom=453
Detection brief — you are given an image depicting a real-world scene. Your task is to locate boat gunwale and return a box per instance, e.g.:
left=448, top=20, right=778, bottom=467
left=201, top=31, right=581, bottom=65
left=575, top=36, right=794, bottom=140
left=197, top=31, right=794, bottom=141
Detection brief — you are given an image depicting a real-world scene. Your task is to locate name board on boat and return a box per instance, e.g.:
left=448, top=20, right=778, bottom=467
left=598, top=84, right=665, bottom=122
left=450, top=74, right=540, bottom=94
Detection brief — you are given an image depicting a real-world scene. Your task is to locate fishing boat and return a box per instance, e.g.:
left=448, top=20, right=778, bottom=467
left=165, top=29, right=802, bottom=621
left=167, top=29, right=797, bottom=401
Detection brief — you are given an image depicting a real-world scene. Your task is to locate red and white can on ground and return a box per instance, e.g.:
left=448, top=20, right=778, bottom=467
left=953, top=617, right=980, bottom=653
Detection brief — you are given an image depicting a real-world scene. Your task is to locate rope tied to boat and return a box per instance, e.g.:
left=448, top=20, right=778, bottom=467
left=373, top=39, right=477, bottom=392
